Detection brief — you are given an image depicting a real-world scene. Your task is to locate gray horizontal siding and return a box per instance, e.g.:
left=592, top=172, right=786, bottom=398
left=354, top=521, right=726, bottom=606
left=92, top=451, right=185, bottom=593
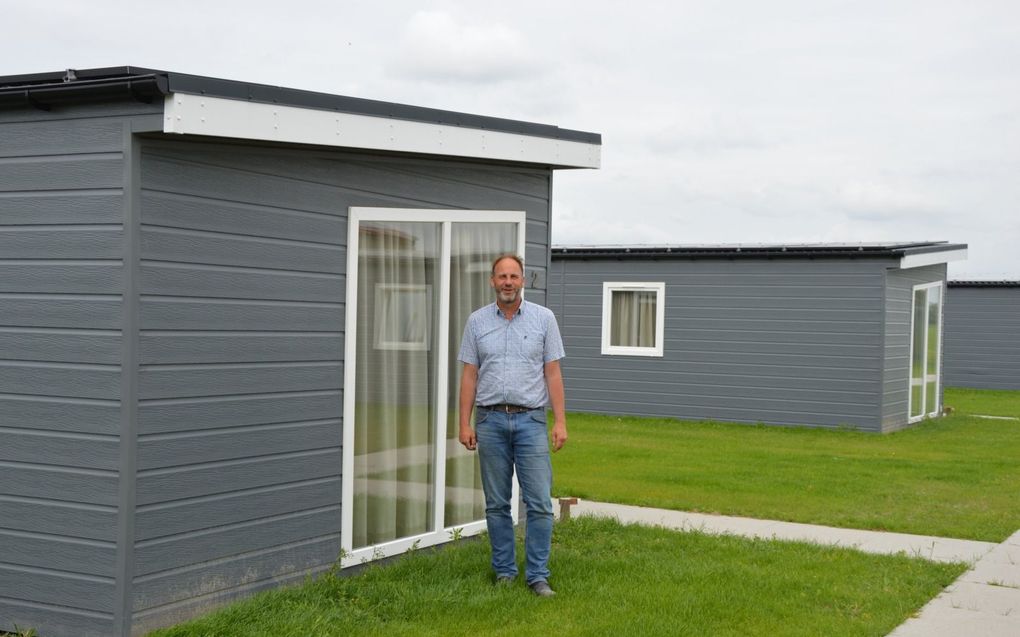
left=131, top=535, right=338, bottom=625
left=0, top=529, right=116, bottom=576
left=0, top=295, right=122, bottom=329
left=130, top=135, right=552, bottom=634
left=0, top=155, right=123, bottom=191
left=0, top=227, right=122, bottom=258
left=881, top=265, right=947, bottom=430
left=0, top=118, right=124, bottom=158
left=0, top=191, right=124, bottom=225
left=139, top=391, right=342, bottom=435
left=138, top=362, right=342, bottom=400
left=551, top=258, right=889, bottom=430
left=0, top=361, right=120, bottom=399
left=140, top=333, right=342, bottom=364
left=944, top=287, right=1020, bottom=390
left=0, top=429, right=119, bottom=470
left=0, top=107, right=138, bottom=637
left=0, top=599, right=113, bottom=637
left=0, top=329, right=121, bottom=364
left=2, top=463, right=119, bottom=506
left=135, top=477, right=341, bottom=541
left=0, top=262, right=122, bottom=293
left=0, top=395, right=119, bottom=435
left=140, top=298, right=343, bottom=331
left=133, top=507, right=340, bottom=576
left=135, top=449, right=342, bottom=507
left=137, top=420, right=340, bottom=470
left=140, top=263, right=344, bottom=302
left=0, top=497, right=117, bottom=541
left=0, top=563, right=115, bottom=613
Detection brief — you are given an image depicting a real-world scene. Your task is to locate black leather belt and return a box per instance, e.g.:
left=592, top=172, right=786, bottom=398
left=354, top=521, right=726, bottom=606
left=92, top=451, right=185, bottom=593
left=480, top=403, right=534, bottom=414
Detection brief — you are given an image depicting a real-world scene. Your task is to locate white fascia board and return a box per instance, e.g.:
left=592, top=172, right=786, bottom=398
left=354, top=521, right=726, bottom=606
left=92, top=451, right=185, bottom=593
left=899, top=248, right=968, bottom=270
left=163, top=93, right=600, bottom=168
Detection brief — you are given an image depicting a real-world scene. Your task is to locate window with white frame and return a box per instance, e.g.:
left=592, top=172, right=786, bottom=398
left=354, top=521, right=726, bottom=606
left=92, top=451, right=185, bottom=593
left=601, top=282, right=665, bottom=357
left=908, top=282, right=943, bottom=422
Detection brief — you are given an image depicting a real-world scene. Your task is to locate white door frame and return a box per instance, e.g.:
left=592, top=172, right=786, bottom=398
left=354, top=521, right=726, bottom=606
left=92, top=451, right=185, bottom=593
left=907, top=281, right=944, bottom=423
left=340, top=207, right=526, bottom=566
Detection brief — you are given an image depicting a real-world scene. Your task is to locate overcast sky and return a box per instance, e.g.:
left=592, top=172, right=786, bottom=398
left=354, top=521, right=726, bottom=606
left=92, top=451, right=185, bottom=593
left=5, top=0, right=1017, bottom=277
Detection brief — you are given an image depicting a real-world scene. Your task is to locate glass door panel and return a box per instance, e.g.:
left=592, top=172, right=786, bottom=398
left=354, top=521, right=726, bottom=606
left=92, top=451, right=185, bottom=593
left=352, top=221, right=440, bottom=549
left=925, top=286, right=942, bottom=416
left=910, top=289, right=926, bottom=420
left=445, top=222, right=517, bottom=526
left=909, top=283, right=943, bottom=422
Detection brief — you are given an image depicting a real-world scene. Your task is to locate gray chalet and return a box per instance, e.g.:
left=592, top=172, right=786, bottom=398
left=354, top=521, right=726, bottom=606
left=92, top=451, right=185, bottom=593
left=549, top=242, right=967, bottom=433
left=0, top=66, right=600, bottom=637
left=944, top=281, right=1020, bottom=390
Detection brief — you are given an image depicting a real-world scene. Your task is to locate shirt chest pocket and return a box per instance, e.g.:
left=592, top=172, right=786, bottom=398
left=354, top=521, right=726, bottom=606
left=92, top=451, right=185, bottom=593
left=516, top=332, right=544, bottom=361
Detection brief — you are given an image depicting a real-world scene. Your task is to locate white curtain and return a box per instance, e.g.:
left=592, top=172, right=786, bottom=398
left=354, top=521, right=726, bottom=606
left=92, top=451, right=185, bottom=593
left=352, top=220, right=515, bottom=547
left=445, top=222, right=516, bottom=526
left=611, top=290, right=657, bottom=348
left=353, top=221, right=439, bottom=548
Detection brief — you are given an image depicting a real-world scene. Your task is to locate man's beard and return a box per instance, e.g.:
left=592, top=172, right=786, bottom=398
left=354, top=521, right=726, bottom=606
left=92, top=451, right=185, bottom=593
left=497, top=288, right=520, bottom=303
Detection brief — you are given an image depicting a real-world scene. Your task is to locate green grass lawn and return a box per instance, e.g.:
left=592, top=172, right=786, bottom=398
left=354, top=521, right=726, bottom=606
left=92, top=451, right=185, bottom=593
left=147, top=517, right=963, bottom=637
left=553, top=387, right=1020, bottom=542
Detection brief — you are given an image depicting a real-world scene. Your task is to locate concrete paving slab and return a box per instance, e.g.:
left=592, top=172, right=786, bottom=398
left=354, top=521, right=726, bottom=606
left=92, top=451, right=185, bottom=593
left=853, top=534, right=995, bottom=564
left=570, top=500, right=994, bottom=564
left=961, top=560, right=1020, bottom=589
left=1005, top=530, right=1020, bottom=548
left=887, top=606, right=1020, bottom=636
left=939, top=580, right=1020, bottom=615
left=979, top=543, right=1019, bottom=566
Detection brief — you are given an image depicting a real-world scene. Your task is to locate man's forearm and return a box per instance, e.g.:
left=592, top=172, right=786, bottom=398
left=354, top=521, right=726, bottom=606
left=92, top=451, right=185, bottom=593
left=459, top=365, right=478, bottom=429
left=546, top=362, right=565, bottom=422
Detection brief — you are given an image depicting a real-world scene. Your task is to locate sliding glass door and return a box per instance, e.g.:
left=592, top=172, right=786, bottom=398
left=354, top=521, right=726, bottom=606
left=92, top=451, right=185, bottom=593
left=909, top=282, right=943, bottom=422
left=342, top=208, right=525, bottom=562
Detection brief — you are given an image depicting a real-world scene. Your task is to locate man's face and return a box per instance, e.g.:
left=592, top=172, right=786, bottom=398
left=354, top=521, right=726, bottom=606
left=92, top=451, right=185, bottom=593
left=491, top=257, right=524, bottom=304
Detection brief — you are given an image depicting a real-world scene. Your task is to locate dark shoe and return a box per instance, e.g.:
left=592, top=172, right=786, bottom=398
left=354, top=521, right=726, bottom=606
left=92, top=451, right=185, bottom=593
left=529, top=580, right=556, bottom=597
left=495, top=575, right=515, bottom=586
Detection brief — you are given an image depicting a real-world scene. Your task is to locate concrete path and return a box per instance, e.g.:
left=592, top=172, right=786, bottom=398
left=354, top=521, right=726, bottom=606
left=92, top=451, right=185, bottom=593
left=562, top=499, right=1020, bottom=636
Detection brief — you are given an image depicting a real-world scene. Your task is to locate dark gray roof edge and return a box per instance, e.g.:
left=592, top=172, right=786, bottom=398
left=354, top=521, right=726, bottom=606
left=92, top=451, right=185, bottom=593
left=948, top=280, right=1020, bottom=288
left=0, top=66, right=602, bottom=145
left=552, top=242, right=967, bottom=260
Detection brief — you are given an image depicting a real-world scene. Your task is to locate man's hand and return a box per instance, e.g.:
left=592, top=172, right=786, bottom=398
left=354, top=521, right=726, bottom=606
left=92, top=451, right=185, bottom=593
left=551, top=420, right=567, bottom=452
left=459, top=363, right=479, bottom=451
left=460, top=424, right=477, bottom=451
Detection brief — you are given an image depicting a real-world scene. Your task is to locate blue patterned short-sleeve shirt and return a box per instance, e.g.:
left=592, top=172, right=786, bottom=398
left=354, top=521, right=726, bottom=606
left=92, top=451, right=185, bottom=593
left=458, top=300, right=565, bottom=409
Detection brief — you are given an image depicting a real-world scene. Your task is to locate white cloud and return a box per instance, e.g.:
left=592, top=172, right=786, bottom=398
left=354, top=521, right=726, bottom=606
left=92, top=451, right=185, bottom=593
left=387, top=11, right=542, bottom=84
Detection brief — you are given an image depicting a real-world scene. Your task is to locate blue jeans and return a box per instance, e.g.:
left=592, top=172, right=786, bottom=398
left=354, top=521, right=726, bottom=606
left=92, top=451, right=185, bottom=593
left=475, top=407, right=554, bottom=584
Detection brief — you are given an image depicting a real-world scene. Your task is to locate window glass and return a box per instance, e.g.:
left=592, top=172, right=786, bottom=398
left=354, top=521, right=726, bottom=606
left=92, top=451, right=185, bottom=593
left=601, top=283, right=665, bottom=356
left=444, top=222, right=516, bottom=527
left=610, top=290, right=658, bottom=348
left=353, top=221, right=440, bottom=548
left=910, top=289, right=927, bottom=420
left=908, top=283, right=943, bottom=422
left=925, top=286, right=941, bottom=415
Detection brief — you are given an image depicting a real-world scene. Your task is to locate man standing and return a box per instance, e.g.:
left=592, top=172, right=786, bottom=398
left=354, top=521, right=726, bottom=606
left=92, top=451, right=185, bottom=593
left=458, top=253, right=567, bottom=597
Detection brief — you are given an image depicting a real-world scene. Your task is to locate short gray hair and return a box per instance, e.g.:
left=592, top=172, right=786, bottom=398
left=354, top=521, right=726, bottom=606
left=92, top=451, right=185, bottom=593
left=490, top=253, right=524, bottom=276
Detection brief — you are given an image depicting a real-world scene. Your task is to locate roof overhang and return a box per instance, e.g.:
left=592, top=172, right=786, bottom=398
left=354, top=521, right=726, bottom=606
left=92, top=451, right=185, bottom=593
left=897, top=245, right=968, bottom=270
left=553, top=242, right=970, bottom=266
left=162, top=93, right=601, bottom=168
left=0, top=66, right=602, bottom=169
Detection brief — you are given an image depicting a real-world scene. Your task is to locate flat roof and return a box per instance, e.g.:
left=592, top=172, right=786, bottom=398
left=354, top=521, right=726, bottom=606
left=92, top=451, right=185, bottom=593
left=0, top=66, right=601, bottom=168
left=553, top=241, right=964, bottom=258
left=948, top=280, right=1020, bottom=287
left=553, top=242, right=968, bottom=269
